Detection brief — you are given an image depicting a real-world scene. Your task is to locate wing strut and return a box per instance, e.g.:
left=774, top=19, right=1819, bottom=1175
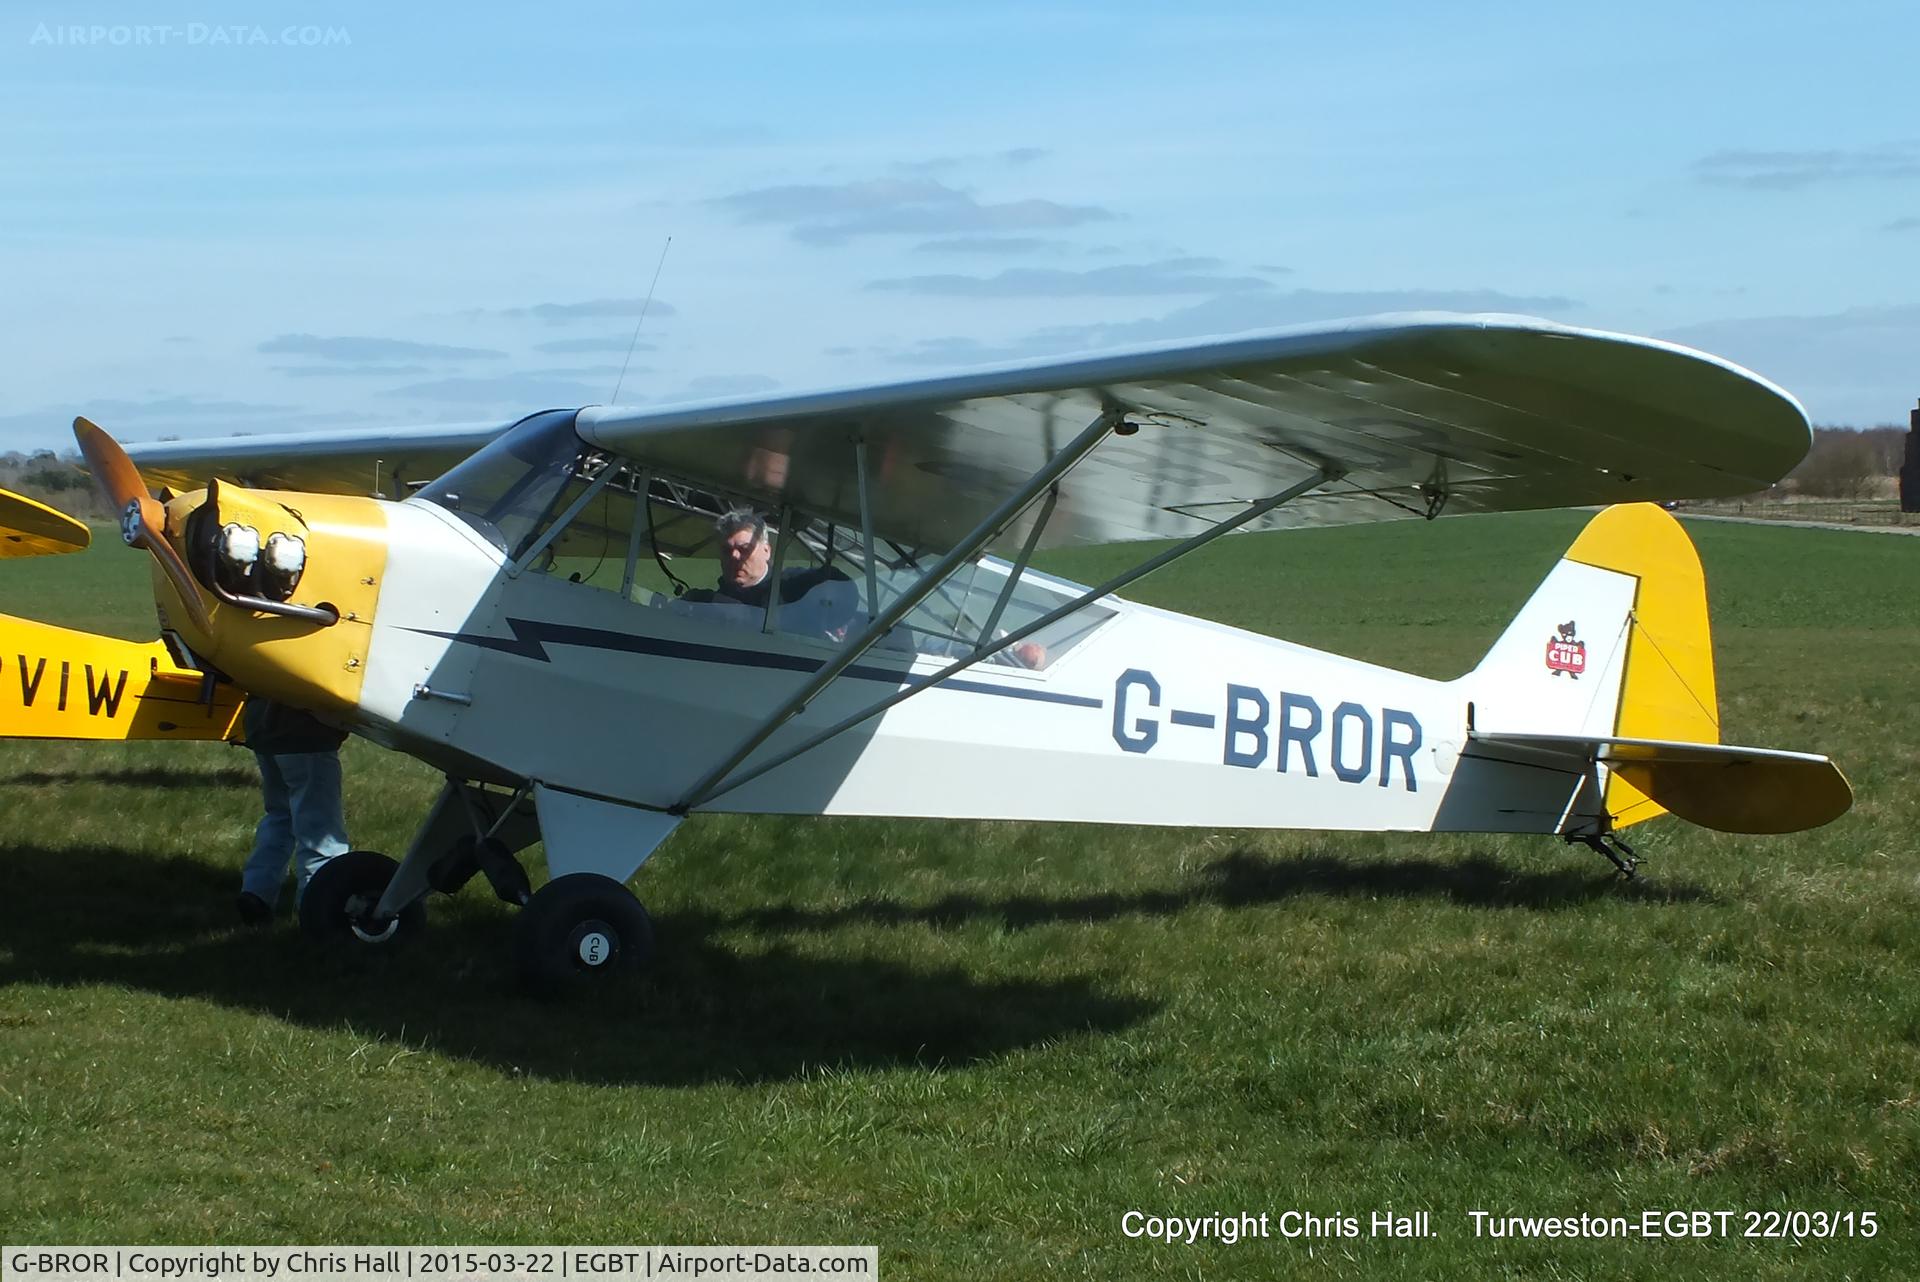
left=854, top=436, right=880, bottom=618
left=979, top=484, right=1058, bottom=646
left=689, top=462, right=1341, bottom=811
left=671, top=408, right=1127, bottom=813
left=619, top=468, right=651, bottom=599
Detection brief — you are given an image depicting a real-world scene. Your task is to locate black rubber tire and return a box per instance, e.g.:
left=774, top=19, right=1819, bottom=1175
left=299, top=850, right=426, bottom=945
left=513, top=873, right=654, bottom=990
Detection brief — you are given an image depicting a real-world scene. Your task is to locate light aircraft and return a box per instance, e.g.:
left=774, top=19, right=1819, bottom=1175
left=0, top=314, right=1851, bottom=986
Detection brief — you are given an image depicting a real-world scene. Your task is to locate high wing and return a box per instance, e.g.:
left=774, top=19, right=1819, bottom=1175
left=125, top=418, right=512, bottom=498
left=120, top=313, right=1808, bottom=553
left=578, top=314, right=1806, bottom=550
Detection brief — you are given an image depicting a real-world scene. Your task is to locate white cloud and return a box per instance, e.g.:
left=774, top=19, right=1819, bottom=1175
left=497, top=299, right=679, bottom=325
left=1694, top=144, right=1920, bottom=190
left=710, top=177, right=1114, bottom=246
left=258, top=334, right=506, bottom=362
left=868, top=258, right=1278, bottom=298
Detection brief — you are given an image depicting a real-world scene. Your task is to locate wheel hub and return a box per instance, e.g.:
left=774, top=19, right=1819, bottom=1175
left=569, top=920, right=617, bottom=968
left=346, top=892, right=401, bottom=944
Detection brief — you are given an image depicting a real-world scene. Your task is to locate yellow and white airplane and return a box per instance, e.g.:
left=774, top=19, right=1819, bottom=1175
left=0, top=314, right=1851, bottom=986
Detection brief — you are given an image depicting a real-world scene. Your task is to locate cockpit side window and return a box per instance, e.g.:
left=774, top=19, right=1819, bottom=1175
left=520, top=461, right=758, bottom=614
left=423, top=436, right=1116, bottom=668
left=765, top=512, right=1114, bottom=668
left=524, top=459, right=639, bottom=592
left=833, top=544, right=1113, bottom=670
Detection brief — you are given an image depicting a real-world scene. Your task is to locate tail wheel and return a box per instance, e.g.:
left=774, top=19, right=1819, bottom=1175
left=299, top=850, right=426, bottom=945
left=514, top=873, right=654, bottom=989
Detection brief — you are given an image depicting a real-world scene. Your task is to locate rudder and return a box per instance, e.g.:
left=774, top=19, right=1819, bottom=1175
left=1466, top=504, right=1720, bottom=829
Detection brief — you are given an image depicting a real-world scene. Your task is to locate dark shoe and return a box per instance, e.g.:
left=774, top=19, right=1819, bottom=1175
left=236, top=892, right=273, bottom=926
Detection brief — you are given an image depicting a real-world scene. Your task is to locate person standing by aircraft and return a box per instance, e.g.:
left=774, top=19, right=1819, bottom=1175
left=235, top=697, right=350, bottom=925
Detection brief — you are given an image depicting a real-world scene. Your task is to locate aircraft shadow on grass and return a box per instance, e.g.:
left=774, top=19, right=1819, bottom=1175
left=728, top=849, right=1718, bottom=937
left=0, top=845, right=1710, bottom=1087
left=1, top=766, right=257, bottom=789
left=0, top=841, right=1156, bottom=1086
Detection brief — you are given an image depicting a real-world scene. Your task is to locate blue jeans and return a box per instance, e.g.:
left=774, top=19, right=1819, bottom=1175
left=243, top=750, right=350, bottom=908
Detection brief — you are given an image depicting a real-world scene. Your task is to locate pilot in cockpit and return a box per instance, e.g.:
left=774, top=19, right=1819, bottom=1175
left=680, top=508, right=856, bottom=639
left=679, top=509, right=1047, bottom=665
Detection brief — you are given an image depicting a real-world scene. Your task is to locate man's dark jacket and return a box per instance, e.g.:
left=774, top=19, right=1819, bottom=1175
left=242, top=698, right=349, bottom=755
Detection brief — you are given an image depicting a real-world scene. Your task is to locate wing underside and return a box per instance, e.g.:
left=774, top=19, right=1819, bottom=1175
left=124, top=418, right=514, bottom=499
left=115, top=313, right=1810, bottom=555
left=581, top=313, right=1810, bottom=552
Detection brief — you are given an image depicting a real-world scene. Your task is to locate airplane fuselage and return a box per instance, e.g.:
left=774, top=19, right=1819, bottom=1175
left=322, top=498, right=1617, bottom=837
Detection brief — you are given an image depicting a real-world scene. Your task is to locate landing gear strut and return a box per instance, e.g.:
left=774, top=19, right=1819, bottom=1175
left=428, top=834, right=532, bottom=906
left=300, top=850, right=427, bottom=944
left=352, top=778, right=679, bottom=989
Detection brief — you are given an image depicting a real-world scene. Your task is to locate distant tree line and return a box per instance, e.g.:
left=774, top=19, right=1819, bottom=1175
left=0, top=450, right=114, bottom=519
left=1785, top=426, right=1907, bottom=499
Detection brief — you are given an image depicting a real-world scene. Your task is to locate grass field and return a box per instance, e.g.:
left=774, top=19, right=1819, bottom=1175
left=2, top=510, right=1916, bottom=1279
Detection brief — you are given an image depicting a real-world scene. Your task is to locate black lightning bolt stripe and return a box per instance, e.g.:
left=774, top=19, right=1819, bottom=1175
left=407, top=618, right=1104, bottom=709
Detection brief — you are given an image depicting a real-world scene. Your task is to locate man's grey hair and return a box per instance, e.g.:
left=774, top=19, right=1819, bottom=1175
left=716, top=507, right=768, bottom=548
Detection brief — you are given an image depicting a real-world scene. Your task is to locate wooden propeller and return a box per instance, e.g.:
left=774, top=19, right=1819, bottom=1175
left=73, top=416, right=212, bottom=634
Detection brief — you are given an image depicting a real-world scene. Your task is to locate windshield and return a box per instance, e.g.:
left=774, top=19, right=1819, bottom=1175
left=414, top=409, right=586, bottom=556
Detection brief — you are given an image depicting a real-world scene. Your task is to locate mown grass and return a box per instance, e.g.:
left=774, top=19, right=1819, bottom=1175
left=1, top=511, right=1916, bottom=1279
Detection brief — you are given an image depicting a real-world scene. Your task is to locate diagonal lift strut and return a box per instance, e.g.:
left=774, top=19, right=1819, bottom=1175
left=686, top=462, right=1340, bottom=810
left=672, top=408, right=1126, bottom=813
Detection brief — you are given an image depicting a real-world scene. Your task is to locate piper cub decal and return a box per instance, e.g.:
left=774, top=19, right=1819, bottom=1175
left=1546, top=620, right=1587, bottom=678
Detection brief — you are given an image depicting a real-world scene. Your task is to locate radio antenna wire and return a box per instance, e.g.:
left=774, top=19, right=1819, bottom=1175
left=611, top=235, right=672, bottom=405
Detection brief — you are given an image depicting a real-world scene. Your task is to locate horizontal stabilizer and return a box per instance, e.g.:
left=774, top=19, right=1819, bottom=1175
left=0, top=488, right=90, bottom=558
left=1469, top=732, right=1852, bottom=835
left=0, top=613, right=244, bottom=741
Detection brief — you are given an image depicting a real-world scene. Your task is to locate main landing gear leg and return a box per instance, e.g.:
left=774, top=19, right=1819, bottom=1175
left=309, top=778, right=682, bottom=988
left=300, top=850, right=427, bottom=945
left=306, top=779, right=541, bottom=951
left=388, top=778, right=543, bottom=909
left=302, top=781, right=476, bottom=945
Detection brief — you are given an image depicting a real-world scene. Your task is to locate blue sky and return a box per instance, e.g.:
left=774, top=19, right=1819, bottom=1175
left=4, top=0, right=1917, bottom=453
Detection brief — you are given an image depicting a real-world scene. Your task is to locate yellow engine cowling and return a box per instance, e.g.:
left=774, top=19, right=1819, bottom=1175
left=156, top=484, right=392, bottom=720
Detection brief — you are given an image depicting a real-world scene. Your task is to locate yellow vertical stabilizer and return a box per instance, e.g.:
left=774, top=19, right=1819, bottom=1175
left=1563, top=504, right=1720, bottom=828
left=0, top=613, right=244, bottom=741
